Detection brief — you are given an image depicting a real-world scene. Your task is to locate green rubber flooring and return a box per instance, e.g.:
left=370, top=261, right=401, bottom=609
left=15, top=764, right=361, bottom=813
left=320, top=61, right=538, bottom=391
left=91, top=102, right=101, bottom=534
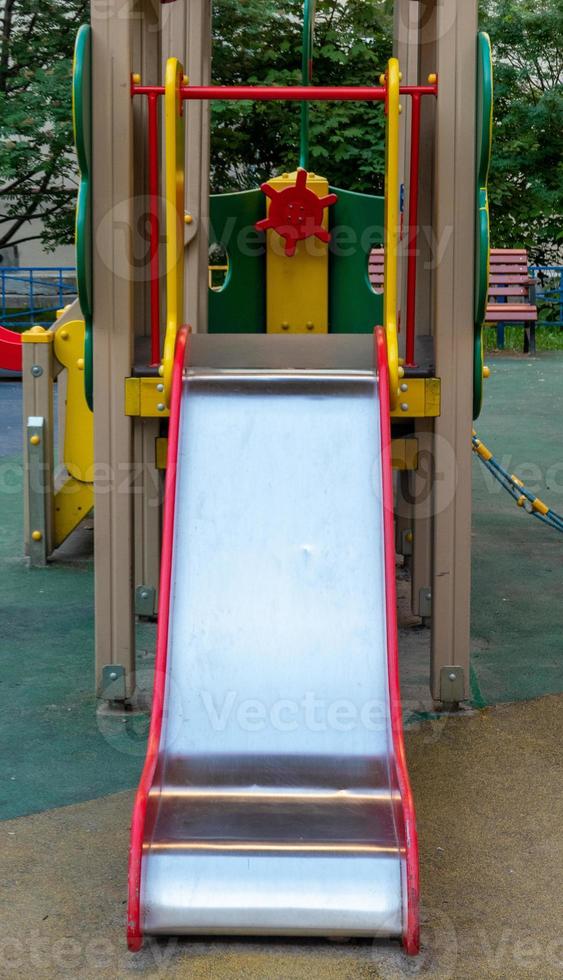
left=1, top=354, right=562, bottom=820
left=472, top=354, right=563, bottom=703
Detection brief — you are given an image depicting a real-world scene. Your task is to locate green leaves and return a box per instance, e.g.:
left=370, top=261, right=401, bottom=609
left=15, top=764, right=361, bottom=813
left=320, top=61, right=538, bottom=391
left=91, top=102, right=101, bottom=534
left=0, top=0, right=88, bottom=251
left=211, top=0, right=391, bottom=194
left=480, top=0, right=563, bottom=264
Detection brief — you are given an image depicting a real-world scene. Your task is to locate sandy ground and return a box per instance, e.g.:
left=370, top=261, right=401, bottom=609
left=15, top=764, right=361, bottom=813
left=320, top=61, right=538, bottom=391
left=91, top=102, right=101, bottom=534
left=1, top=695, right=562, bottom=980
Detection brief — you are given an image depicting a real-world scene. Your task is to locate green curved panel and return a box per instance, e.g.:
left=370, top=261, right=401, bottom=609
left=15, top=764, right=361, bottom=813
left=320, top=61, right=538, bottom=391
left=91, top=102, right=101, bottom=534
left=328, top=187, right=384, bottom=334
left=208, top=190, right=266, bottom=333
left=474, top=31, right=493, bottom=419
left=73, top=24, right=93, bottom=409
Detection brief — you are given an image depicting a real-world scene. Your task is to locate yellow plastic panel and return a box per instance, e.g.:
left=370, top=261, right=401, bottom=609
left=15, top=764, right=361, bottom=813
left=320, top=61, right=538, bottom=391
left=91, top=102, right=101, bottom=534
left=54, top=319, right=94, bottom=482
left=266, top=171, right=330, bottom=334
left=54, top=476, right=94, bottom=547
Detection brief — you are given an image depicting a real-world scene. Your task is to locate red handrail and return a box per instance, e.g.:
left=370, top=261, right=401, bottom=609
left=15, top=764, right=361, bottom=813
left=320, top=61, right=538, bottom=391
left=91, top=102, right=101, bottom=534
left=132, top=82, right=437, bottom=101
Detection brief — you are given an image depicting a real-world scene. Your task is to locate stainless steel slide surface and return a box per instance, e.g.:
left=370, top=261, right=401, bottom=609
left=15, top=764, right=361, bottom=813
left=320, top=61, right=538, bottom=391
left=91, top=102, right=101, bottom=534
left=129, top=334, right=418, bottom=951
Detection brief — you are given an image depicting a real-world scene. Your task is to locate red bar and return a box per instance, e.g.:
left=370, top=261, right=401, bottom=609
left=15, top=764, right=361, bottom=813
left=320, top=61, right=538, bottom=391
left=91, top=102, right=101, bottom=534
left=132, top=83, right=438, bottom=102
left=147, top=92, right=161, bottom=366
left=405, top=93, right=421, bottom=367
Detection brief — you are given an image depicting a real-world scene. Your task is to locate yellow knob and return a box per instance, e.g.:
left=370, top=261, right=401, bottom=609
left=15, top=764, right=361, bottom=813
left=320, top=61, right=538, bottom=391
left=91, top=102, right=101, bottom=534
left=158, top=364, right=164, bottom=377
left=398, top=72, right=403, bottom=81
left=59, top=329, right=69, bottom=340
left=132, top=73, right=141, bottom=85
left=428, top=73, right=437, bottom=85
left=405, top=530, right=413, bottom=543
left=398, top=103, right=403, bottom=114
left=379, top=73, right=386, bottom=85
left=76, top=358, right=84, bottom=370
left=305, top=321, right=314, bottom=331
left=184, top=213, right=193, bottom=225
left=30, top=435, right=40, bottom=446
left=398, top=366, right=405, bottom=379
left=182, top=75, right=189, bottom=86
left=28, top=325, right=46, bottom=335
left=483, top=365, right=490, bottom=378
left=32, top=530, right=42, bottom=542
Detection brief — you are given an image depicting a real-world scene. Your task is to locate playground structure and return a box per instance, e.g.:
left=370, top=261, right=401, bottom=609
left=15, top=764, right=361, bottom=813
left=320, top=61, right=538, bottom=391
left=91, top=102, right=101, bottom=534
left=11, top=0, right=493, bottom=954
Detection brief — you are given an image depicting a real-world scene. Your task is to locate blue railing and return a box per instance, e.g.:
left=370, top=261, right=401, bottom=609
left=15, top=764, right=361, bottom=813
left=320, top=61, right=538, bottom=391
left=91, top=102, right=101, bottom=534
left=530, top=265, right=563, bottom=327
left=0, top=267, right=77, bottom=329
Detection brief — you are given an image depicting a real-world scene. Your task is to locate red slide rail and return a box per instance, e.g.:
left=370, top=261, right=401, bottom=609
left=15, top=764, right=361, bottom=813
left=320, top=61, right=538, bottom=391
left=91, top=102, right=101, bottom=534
left=127, top=324, right=189, bottom=951
left=375, top=325, right=420, bottom=954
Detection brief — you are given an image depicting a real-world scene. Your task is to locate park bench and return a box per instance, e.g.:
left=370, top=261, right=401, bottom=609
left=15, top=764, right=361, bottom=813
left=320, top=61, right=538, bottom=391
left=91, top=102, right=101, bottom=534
left=368, top=246, right=537, bottom=353
left=486, top=248, right=537, bottom=353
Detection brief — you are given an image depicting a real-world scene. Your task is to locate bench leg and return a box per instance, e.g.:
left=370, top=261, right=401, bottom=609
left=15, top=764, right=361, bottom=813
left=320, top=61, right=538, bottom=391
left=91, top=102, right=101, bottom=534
left=524, top=322, right=536, bottom=355
left=496, top=322, right=505, bottom=349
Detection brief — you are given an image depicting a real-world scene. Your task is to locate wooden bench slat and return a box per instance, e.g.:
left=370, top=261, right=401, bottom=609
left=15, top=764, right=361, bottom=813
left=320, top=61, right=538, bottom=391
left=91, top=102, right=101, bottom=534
left=488, top=286, right=528, bottom=296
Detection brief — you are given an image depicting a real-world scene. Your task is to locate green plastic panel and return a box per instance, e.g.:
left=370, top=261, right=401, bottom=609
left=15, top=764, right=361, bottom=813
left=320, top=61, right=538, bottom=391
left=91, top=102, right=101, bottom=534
left=474, top=31, right=493, bottom=419
left=208, top=190, right=266, bottom=334
left=328, top=187, right=384, bottom=334
left=72, top=24, right=93, bottom=409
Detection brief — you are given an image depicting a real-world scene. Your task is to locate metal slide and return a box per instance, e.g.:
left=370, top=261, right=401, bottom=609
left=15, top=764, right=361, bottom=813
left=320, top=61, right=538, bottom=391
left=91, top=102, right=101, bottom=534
left=128, top=331, right=419, bottom=954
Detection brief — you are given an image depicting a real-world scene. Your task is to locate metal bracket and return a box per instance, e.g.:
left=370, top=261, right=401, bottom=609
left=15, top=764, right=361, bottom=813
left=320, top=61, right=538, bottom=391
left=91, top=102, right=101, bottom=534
left=439, top=666, right=465, bottom=706
left=27, top=417, right=48, bottom=566
left=135, top=584, right=156, bottom=617
left=399, top=528, right=413, bottom=556
left=418, top=586, right=432, bottom=619
left=100, top=664, right=127, bottom=701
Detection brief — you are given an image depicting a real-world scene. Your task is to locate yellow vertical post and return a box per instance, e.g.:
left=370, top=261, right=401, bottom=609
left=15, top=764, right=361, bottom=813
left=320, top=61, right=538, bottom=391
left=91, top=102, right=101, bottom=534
left=383, top=57, right=401, bottom=409
left=162, top=57, right=186, bottom=406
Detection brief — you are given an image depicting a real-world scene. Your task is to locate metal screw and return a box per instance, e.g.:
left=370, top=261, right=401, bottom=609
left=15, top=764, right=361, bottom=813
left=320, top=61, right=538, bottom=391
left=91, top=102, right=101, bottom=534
left=281, top=322, right=289, bottom=331
left=305, top=321, right=314, bottom=331
left=140, top=590, right=149, bottom=600
left=448, top=672, right=457, bottom=682
left=157, top=402, right=165, bottom=412
left=31, top=530, right=42, bottom=542
left=425, top=592, right=431, bottom=601
left=156, top=383, right=164, bottom=393
left=400, top=383, right=408, bottom=392
left=109, top=670, right=118, bottom=681
left=30, top=434, right=40, bottom=446
left=31, top=364, right=43, bottom=377
left=400, top=402, right=409, bottom=412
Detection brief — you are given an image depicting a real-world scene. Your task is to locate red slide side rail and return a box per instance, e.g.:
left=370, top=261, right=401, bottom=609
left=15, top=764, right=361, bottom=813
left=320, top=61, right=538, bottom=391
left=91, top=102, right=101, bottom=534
left=127, top=324, right=189, bottom=951
left=0, top=326, right=23, bottom=372
left=375, top=325, right=420, bottom=954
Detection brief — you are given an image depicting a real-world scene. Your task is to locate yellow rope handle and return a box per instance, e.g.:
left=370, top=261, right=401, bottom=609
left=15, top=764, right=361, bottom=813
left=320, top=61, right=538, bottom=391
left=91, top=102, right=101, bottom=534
left=383, top=57, right=402, bottom=410
left=161, top=57, right=186, bottom=407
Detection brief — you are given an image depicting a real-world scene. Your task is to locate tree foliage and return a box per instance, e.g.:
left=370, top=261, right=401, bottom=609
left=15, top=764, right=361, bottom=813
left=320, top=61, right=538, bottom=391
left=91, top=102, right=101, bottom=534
left=0, top=0, right=560, bottom=263
left=0, top=0, right=88, bottom=252
left=480, top=0, right=563, bottom=263
left=211, top=0, right=392, bottom=194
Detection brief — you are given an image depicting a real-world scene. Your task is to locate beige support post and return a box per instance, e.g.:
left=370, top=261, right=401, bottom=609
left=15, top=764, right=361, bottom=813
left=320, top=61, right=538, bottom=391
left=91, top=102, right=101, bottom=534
left=91, top=0, right=136, bottom=701
left=161, top=0, right=211, bottom=333
left=131, top=4, right=162, bottom=609
left=21, top=330, right=55, bottom=558
left=426, top=0, right=477, bottom=703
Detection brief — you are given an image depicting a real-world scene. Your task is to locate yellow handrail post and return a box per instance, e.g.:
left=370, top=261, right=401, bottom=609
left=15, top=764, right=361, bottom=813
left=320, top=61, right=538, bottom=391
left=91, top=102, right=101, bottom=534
left=161, top=57, right=186, bottom=407
left=383, top=57, right=402, bottom=409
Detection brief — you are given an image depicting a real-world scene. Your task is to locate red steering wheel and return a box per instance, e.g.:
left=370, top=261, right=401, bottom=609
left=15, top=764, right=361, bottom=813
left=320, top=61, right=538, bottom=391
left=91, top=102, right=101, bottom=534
left=256, top=169, right=337, bottom=257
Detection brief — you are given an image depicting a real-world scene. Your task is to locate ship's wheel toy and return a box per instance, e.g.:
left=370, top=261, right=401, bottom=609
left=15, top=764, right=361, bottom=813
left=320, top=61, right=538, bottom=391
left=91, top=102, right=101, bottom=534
left=256, top=168, right=337, bottom=257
